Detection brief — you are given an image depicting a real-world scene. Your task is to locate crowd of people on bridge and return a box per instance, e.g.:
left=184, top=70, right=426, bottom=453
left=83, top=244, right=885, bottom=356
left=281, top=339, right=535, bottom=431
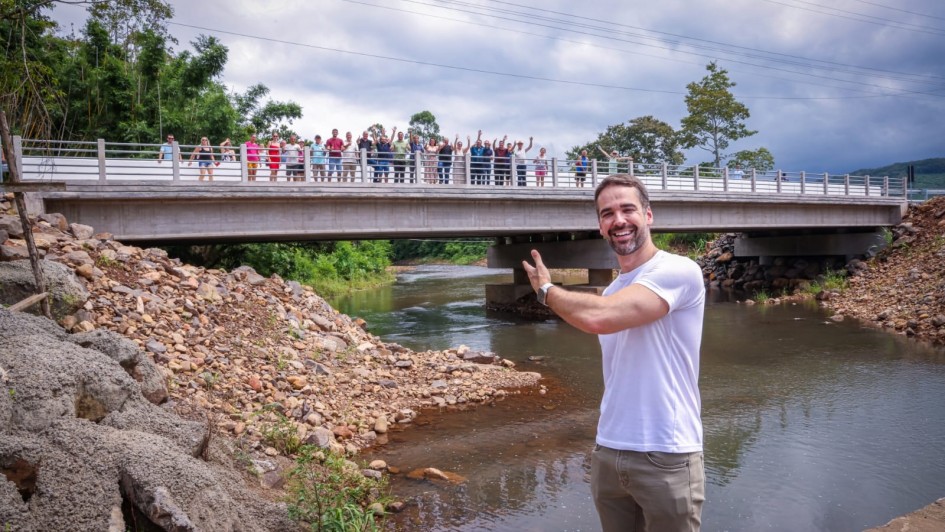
left=157, top=127, right=635, bottom=186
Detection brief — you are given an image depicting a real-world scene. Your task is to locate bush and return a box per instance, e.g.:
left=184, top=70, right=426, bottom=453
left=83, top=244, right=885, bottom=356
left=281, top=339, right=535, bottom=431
left=391, top=238, right=490, bottom=264
left=287, top=446, right=389, bottom=532
left=207, top=241, right=393, bottom=299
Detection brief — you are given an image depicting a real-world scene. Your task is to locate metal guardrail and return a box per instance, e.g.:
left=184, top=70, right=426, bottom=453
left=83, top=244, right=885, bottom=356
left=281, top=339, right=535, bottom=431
left=6, top=136, right=904, bottom=198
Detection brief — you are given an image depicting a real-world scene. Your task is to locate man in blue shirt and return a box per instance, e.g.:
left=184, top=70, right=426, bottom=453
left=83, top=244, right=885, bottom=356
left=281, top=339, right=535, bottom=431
left=469, top=130, right=486, bottom=185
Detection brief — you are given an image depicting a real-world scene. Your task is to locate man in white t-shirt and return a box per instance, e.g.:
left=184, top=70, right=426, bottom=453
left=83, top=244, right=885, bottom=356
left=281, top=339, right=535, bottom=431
left=522, top=174, right=706, bottom=532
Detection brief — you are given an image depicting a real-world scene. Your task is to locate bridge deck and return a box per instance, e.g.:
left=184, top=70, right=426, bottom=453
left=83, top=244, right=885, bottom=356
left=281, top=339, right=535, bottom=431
left=37, top=181, right=905, bottom=243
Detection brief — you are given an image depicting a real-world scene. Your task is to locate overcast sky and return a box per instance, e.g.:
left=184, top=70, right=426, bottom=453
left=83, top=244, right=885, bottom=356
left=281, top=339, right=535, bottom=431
left=50, top=0, right=945, bottom=173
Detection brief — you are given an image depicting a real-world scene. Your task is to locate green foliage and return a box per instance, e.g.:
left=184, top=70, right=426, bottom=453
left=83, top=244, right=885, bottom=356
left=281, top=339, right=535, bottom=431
left=679, top=62, right=757, bottom=168
left=391, top=239, right=490, bottom=264
left=819, top=269, right=848, bottom=292
left=259, top=408, right=303, bottom=455
left=752, top=289, right=771, bottom=304
left=96, top=254, right=117, bottom=267
left=287, top=446, right=388, bottom=532
left=728, top=147, right=775, bottom=173
left=232, top=83, right=302, bottom=137
left=0, top=0, right=63, bottom=138
left=568, top=115, right=684, bottom=165
left=3, top=1, right=301, bottom=146
left=203, top=240, right=393, bottom=299
left=407, top=110, right=441, bottom=142
left=651, top=233, right=715, bottom=259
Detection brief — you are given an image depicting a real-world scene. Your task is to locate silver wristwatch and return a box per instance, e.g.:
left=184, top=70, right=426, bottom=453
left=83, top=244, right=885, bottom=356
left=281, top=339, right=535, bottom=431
left=537, top=282, right=554, bottom=306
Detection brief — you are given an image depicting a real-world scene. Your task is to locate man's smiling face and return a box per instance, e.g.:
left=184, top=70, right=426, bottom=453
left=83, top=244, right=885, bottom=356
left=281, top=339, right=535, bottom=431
left=597, top=185, right=652, bottom=258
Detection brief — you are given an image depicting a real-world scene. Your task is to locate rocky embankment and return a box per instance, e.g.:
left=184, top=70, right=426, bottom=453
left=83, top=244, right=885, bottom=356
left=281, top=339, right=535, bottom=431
left=826, top=197, right=945, bottom=346
left=698, top=197, right=945, bottom=346
left=0, top=194, right=541, bottom=530
left=698, top=233, right=860, bottom=293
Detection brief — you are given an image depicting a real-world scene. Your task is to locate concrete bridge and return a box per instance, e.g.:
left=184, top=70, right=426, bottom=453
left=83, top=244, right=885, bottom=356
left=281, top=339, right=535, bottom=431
left=3, top=137, right=908, bottom=301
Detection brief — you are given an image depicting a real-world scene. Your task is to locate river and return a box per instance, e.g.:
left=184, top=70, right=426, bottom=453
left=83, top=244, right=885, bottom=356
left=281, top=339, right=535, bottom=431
left=333, top=265, right=945, bottom=532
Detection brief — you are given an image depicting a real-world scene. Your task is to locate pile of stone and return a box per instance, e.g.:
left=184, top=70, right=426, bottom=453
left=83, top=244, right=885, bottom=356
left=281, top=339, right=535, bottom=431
left=826, top=197, right=945, bottom=346
left=698, top=232, right=856, bottom=294
left=0, top=194, right=541, bottom=458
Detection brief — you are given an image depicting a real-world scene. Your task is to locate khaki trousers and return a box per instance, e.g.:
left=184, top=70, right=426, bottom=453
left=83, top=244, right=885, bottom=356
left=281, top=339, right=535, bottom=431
left=591, top=445, right=705, bottom=532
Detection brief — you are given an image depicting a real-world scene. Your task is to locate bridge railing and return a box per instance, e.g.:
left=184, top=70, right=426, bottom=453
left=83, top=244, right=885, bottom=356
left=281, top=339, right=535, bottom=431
left=7, top=136, right=904, bottom=197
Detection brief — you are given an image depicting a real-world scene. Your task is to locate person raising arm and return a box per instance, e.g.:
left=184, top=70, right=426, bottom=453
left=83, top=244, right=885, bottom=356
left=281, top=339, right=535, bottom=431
left=522, top=174, right=706, bottom=532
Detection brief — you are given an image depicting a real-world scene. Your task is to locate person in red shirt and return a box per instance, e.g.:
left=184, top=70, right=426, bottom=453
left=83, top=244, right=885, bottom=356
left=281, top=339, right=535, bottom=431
left=325, top=128, right=345, bottom=180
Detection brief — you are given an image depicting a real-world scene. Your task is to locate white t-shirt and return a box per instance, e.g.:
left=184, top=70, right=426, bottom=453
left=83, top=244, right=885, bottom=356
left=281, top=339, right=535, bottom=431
left=597, top=250, right=706, bottom=453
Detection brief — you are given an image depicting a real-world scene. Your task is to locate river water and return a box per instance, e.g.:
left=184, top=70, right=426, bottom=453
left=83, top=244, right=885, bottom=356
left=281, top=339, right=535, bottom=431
left=334, top=265, right=945, bottom=532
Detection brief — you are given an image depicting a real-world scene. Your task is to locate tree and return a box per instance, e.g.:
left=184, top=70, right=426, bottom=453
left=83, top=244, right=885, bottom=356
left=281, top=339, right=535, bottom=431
left=407, top=110, right=440, bottom=142
left=88, top=0, right=175, bottom=60
left=728, top=147, right=775, bottom=173
left=0, top=1, right=63, bottom=138
left=232, top=83, right=302, bottom=137
left=679, top=62, right=756, bottom=168
left=568, top=115, right=684, bottom=164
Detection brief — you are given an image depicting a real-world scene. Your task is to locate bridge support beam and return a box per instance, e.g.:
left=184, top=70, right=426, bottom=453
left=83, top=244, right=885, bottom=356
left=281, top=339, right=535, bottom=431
left=734, top=230, right=886, bottom=260
left=485, top=236, right=617, bottom=310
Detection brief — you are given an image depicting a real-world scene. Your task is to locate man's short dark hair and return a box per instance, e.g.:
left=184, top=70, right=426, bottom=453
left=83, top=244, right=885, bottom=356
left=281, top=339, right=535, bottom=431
left=594, top=174, right=651, bottom=214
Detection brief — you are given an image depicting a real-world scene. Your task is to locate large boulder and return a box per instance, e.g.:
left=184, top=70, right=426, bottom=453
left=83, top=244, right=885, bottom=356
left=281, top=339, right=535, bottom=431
left=69, top=329, right=168, bottom=405
left=0, top=309, right=294, bottom=531
left=0, top=259, right=89, bottom=320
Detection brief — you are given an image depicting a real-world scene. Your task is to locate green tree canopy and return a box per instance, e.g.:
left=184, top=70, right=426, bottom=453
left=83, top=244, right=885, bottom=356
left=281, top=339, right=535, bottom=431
left=679, top=62, right=756, bottom=168
left=407, top=110, right=440, bottom=142
left=232, top=83, right=302, bottom=138
left=2, top=1, right=302, bottom=147
left=568, top=115, right=684, bottom=164
left=0, top=0, right=63, bottom=138
left=728, top=147, right=775, bottom=173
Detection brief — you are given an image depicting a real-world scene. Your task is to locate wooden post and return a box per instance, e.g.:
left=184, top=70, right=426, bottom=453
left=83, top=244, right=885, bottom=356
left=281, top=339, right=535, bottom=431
left=0, top=110, right=51, bottom=318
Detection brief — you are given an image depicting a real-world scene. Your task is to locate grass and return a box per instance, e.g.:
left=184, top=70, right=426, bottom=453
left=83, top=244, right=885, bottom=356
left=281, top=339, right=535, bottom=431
left=286, top=446, right=389, bottom=532
left=308, top=270, right=395, bottom=301
left=96, top=254, right=116, bottom=267
left=652, top=232, right=716, bottom=260
left=752, top=289, right=772, bottom=304
left=258, top=407, right=304, bottom=455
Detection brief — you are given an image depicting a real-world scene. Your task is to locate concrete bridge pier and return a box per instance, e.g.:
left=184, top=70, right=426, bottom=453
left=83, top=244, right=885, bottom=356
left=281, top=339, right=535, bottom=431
left=485, top=234, right=618, bottom=309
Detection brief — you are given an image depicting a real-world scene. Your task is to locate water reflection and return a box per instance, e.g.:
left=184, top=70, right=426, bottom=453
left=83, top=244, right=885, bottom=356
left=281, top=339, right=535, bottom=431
left=334, top=266, right=945, bottom=531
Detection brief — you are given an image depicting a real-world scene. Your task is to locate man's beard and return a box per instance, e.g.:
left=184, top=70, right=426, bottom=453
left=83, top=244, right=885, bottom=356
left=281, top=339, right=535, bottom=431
left=607, top=224, right=648, bottom=256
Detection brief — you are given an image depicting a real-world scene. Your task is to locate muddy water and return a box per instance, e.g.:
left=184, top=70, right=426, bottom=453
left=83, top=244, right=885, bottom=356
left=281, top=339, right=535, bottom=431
left=334, top=265, right=945, bottom=531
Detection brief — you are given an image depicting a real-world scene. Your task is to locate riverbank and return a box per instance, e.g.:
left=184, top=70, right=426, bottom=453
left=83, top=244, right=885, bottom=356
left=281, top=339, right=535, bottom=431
left=825, top=196, right=945, bottom=347
left=0, top=195, right=542, bottom=529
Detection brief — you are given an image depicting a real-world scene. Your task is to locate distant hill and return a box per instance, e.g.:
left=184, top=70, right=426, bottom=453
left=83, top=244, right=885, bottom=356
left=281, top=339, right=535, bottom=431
left=849, top=157, right=945, bottom=189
